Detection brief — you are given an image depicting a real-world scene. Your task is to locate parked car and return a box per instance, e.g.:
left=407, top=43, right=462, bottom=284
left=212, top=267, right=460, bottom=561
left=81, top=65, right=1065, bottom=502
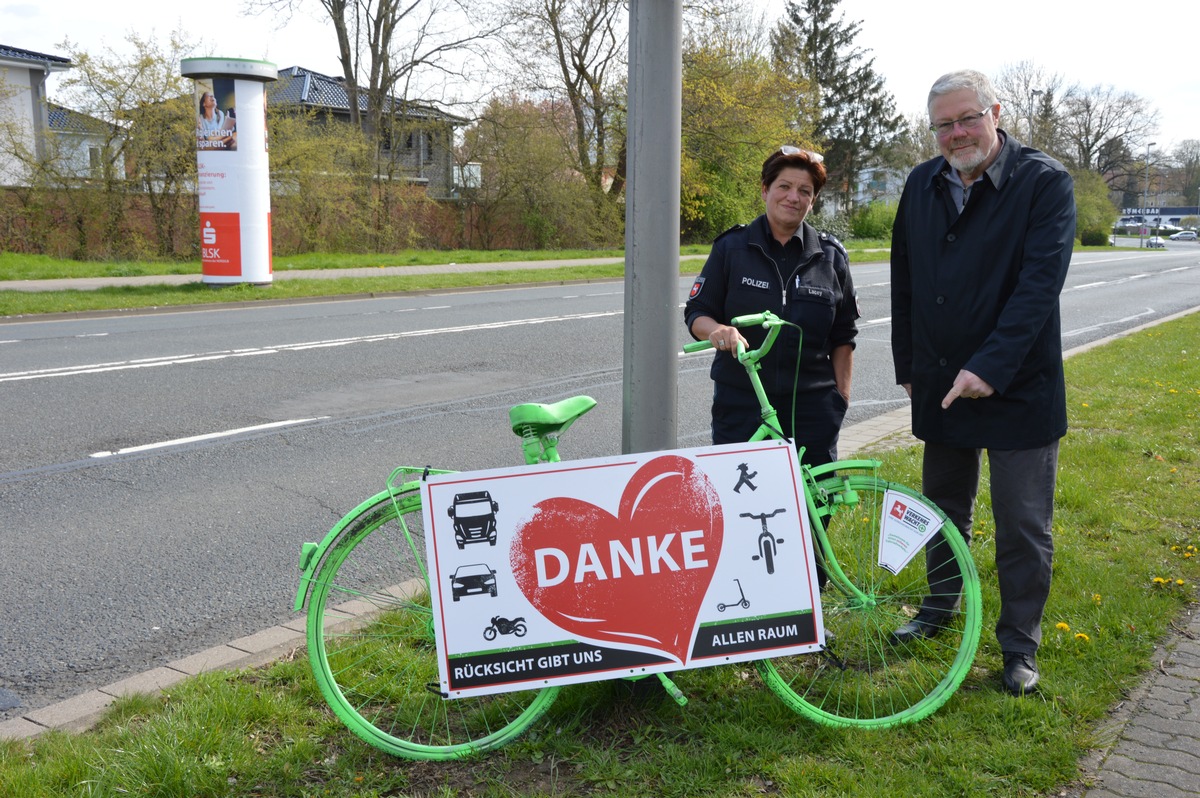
left=1168, top=230, right=1198, bottom=241
left=1146, top=237, right=1167, bottom=248
left=449, top=563, right=498, bottom=601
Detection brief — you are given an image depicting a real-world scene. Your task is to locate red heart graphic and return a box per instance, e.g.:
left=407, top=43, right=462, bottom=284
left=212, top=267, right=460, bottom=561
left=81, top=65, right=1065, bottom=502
left=509, top=455, right=723, bottom=663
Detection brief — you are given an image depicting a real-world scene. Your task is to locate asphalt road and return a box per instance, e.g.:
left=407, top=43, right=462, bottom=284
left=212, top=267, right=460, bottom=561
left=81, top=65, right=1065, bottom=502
left=2, top=244, right=1199, bottom=720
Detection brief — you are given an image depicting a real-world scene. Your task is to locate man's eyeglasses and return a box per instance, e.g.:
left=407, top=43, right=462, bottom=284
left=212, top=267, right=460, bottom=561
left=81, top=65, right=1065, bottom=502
left=778, top=145, right=824, bottom=163
left=929, top=108, right=993, bottom=137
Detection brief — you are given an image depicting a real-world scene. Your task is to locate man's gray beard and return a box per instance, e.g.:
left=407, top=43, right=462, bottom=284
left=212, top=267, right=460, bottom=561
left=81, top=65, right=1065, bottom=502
left=946, top=144, right=988, bottom=174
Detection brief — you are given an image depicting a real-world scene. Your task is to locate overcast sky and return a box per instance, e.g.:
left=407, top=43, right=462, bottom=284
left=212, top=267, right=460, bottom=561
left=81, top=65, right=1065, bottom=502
left=4, top=0, right=1198, bottom=153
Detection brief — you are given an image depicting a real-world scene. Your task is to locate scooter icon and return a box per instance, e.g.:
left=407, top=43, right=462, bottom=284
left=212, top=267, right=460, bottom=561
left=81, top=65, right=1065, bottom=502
left=741, top=508, right=786, bottom=575
left=716, top=578, right=750, bottom=612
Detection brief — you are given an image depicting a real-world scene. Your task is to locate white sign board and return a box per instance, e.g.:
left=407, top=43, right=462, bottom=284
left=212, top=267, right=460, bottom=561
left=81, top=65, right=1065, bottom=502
left=420, top=440, right=824, bottom=698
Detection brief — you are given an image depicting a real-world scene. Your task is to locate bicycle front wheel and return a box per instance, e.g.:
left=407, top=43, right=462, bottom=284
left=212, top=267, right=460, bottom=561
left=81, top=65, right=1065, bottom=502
left=759, top=475, right=981, bottom=728
left=305, top=490, right=559, bottom=760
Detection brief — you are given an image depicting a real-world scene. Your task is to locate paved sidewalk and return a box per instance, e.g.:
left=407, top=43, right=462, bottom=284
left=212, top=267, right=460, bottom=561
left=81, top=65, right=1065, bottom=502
left=0, top=257, right=655, bottom=293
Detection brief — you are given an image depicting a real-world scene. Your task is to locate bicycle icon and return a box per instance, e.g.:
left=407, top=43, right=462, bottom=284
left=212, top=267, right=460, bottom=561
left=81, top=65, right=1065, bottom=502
left=741, top=508, right=786, bottom=574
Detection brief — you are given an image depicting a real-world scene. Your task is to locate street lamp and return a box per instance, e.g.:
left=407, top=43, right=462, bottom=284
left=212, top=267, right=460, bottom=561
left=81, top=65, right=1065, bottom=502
left=1028, top=88, right=1043, bottom=147
left=1142, top=141, right=1156, bottom=248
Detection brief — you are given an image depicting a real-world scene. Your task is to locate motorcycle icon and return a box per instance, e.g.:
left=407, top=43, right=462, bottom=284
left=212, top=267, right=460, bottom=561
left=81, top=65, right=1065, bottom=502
left=483, top=615, right=527, bottom=641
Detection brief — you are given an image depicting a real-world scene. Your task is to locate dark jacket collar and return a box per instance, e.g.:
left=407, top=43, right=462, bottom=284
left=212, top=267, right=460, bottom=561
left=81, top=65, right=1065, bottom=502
left=747, top=214, right=823, bottom=260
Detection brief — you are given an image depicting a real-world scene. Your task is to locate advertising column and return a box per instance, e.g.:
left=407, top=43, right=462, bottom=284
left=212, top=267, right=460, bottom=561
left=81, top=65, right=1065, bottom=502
left=180, top=58, right=277, bottom=285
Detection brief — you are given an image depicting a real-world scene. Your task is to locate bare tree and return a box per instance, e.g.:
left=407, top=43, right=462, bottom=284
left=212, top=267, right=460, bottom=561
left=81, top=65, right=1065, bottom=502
left=57, top=33, right=198, bottom=258
left=1170, top=140, right=1200, bottom=208
left=993, top=61, right=1069, bottom=151
left=1057, top=84, right=1158, bottom=179
left=257, top=0, right=508, bottom=137
left=500, top=0, right=628, bottom=204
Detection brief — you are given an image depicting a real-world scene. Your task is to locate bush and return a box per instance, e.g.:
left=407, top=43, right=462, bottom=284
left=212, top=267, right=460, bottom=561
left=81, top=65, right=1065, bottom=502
left=1080, top=229, right=1109, bottom=246
left=809, top=209, right=852, bottom=241
left=849, top=201, right=898, bottom=240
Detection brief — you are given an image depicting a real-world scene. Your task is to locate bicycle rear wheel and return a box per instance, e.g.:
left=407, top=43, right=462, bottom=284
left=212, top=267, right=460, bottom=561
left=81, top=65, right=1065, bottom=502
left=305, top=489, right=558, bottom=759
left=758, top=475, right=981, bottom=728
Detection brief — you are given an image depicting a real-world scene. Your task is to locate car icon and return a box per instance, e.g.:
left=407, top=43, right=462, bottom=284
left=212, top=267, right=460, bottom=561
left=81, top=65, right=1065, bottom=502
left=447, top=491, right=500, bottom=548
left=449, top=563, right=498, bottom=601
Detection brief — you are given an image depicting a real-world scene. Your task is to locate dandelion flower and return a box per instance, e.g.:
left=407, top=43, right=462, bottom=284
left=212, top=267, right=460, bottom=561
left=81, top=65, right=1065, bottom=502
left=1092, top=594, right=1102, bottom=604
left=1056, top=622, right=1070, bottom=631
left=1177, top=579, right=1186, bottom=586
left=1075, top=633, right=1090, bottom=642
left=1153, top=577, right=1167, bottom=584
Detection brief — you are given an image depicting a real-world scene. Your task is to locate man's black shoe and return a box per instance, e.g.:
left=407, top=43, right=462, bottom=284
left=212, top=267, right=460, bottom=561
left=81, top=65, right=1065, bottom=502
left=1002, top=652, right=1039, bottom=695
left=889, top=611, right=948, bottom=644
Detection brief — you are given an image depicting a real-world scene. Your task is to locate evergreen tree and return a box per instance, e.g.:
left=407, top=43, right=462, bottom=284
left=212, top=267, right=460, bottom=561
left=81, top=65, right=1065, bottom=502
left=770, top=0, right=906, bottom=210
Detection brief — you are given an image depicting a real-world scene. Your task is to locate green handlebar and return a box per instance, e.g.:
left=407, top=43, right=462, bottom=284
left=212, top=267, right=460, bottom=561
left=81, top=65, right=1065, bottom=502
left=731, top=311, right=771, bottom=327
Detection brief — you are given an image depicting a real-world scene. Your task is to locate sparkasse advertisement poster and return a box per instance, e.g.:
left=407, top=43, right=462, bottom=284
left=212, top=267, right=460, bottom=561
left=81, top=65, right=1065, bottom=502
left=420, top=439, right=826, bottom=699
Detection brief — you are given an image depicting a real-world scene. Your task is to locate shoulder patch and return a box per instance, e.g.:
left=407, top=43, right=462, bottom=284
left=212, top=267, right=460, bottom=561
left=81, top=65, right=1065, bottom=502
left=714, top=223, right=747, bottom=243
left=688, top=276, right=705, bottom=299
left=818, top=230, right=849, bottom=259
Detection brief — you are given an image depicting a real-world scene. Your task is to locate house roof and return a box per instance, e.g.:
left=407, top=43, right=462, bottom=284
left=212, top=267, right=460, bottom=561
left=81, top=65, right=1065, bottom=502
left=0, top=44, right=72, bottom=70
left=47, top=102, right=116, bottom=136
left=270, top=65, right=467, bottom=126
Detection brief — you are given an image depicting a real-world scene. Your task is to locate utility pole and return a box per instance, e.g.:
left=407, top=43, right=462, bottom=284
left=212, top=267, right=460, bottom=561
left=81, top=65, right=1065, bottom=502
left=1142, top=141, right=1156, bottom=247
left=1028, top=88, right=1042, bottom=148
left=622, top=0, right=682, bottom=454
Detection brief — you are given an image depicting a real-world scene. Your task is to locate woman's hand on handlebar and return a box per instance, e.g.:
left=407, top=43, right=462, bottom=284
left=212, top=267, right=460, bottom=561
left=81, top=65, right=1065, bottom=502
left=692, top=316, right=748, bottom=354
left=708, top=324, right=748, bottom=353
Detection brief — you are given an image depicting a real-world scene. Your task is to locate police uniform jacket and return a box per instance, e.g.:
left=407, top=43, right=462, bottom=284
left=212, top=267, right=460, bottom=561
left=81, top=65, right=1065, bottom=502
left=890, top=130, right=1075, bottom=449
left=685, top=215, right=859, bottom=397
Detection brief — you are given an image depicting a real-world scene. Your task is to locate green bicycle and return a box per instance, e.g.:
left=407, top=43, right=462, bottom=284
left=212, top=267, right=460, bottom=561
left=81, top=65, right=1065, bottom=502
left=294, top=310, right=982, bottom=760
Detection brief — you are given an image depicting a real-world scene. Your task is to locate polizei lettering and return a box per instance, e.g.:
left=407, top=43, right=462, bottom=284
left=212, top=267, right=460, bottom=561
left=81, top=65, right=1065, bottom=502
left=741, top=276, right=771, bottom=290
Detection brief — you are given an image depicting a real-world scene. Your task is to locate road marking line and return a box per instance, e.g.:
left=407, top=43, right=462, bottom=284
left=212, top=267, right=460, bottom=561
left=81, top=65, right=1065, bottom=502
left=0, top=310, right=622, bottom=383
left=89, top=417, right=331, bottom=458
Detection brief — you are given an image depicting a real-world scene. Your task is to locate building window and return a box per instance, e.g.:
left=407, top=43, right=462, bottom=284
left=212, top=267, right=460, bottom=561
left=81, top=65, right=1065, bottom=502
left=88, top=147, right=102, bottom=178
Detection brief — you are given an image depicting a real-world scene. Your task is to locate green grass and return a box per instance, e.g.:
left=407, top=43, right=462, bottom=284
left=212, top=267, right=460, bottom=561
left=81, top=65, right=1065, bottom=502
left=2, top=313, right=1198, bottom=797
left=0, top=243, right=898, bottom=318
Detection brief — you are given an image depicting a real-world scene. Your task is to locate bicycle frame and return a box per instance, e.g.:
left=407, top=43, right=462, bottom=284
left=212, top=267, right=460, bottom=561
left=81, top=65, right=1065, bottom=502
left=684, top=311, right=881, bottom=606
left=296, top=308, right=981, bottom=756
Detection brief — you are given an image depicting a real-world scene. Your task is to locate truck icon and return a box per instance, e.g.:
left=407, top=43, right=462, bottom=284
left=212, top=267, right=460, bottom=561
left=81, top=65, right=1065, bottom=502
left=447, top=491, right=500, bottom=548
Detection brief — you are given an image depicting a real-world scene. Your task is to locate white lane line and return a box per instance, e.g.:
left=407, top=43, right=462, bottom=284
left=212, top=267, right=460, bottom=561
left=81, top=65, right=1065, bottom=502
left=1063, top=309, right=1156, bottom=338
left=89, top=417, right=330, bottom=458
left=0, top=310, right=621, bottom=383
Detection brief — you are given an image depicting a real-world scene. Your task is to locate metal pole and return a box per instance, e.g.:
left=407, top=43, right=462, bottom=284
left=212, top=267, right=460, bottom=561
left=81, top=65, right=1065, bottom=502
left=1143, top=142, right=1155, bottom=247
left=1028, top=88, right=1042, bottom=147
left=622, top=0, right=683, bottom=455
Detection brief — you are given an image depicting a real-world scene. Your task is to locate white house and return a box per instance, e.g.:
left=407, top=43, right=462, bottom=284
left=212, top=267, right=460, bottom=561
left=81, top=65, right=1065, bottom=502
left=0, top=44, right=72, bottom=186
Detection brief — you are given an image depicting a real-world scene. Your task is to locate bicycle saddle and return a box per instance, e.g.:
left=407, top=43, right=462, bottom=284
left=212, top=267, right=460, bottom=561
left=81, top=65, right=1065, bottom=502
left=508, top=395, right=597, bottom=437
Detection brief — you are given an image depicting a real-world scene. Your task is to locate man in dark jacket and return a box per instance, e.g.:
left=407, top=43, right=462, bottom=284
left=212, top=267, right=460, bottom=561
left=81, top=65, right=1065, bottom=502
left=890, top=69, right=1075, bottom=696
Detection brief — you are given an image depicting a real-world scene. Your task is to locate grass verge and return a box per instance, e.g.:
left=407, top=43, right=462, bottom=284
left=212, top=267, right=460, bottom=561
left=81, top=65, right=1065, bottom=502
left=0, top=242, right=1138, bottom=319
left=1, top=313, right=1197, bottom=796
